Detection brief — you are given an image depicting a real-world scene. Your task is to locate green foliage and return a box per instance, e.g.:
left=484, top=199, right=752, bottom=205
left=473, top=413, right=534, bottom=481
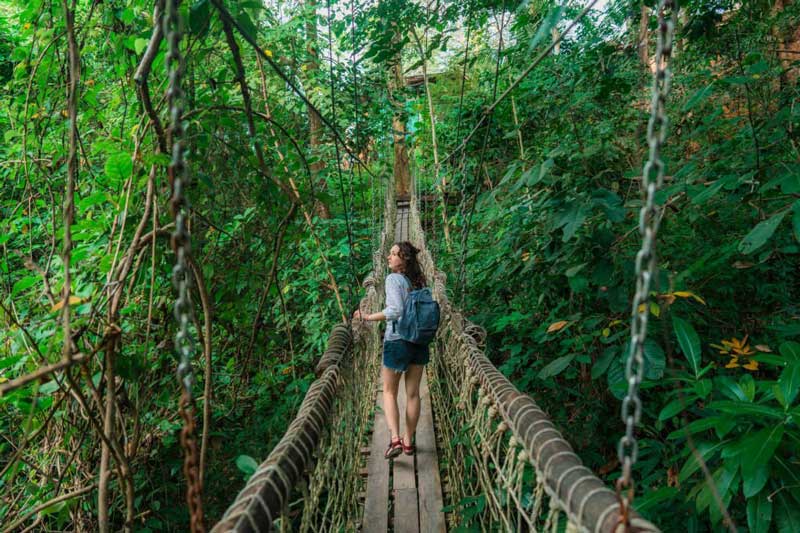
left=0, top=0, right=798, bottom=529
left=1, top=0, right=379, bottom=528
left=414, top=0, right=800, bottom=530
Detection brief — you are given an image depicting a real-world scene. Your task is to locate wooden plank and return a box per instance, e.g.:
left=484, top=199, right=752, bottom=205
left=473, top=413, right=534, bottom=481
left=394, top=489, right=420, bottom=533
left=396, top=219, right=403, bottom=242
left=393, top=377, right=416, bottom=489
left=363, top=389, right=390, bottom=533
left=393, top=373, right=420, bottom=532
left=416, top=370, right=446, bottom=533
left=395, top=205, right=409, bottom=242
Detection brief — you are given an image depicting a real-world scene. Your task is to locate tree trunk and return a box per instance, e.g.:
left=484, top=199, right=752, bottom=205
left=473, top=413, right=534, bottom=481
left=637, top=2, right=650, bottom=68
left=305, top=0, right=331, bottom=218
left=389, top=47, right=410, bottom=200
left=97, top=344, right=116, bottom=533
left=392, top=114, right=410, bottom=200
left=773, top=0, right=799, bottom=85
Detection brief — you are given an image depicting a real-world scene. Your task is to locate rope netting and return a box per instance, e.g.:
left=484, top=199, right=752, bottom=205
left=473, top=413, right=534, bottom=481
left=211, top=186, right=395, bottom=532
left=406, top=187, right=660, bottom=533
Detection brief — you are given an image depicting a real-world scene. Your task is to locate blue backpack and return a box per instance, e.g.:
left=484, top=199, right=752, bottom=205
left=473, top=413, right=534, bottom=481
left=393, top=277, right=440, bottom=345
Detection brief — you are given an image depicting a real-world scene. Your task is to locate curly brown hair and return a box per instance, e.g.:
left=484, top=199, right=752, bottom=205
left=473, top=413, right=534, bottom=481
left=396, top=241, right=427, bottom=289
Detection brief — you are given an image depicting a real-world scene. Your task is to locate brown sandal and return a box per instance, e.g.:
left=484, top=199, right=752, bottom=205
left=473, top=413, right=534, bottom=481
left=385, top=437, right=403, bottom=460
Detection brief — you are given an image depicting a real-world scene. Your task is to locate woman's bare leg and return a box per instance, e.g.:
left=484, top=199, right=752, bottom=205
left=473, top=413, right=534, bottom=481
left=403, top=364, right=424, bottom=444
left=381, top=366, right=402, bottom=439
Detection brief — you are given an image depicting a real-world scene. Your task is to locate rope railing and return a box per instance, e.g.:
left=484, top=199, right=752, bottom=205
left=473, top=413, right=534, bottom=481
left=212, top=183, right=393, bottom=532
left=406, top=186, right=660, bottom=532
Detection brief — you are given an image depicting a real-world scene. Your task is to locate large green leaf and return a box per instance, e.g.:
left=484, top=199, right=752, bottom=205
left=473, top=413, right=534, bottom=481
left=708, top=400, right=784, bottom=420
left=235, top=455, right=258, bottom=476
left=739, top=374, right=756, bottom=402
left=591, top=346, right=617, bottom=379
left=667, top=416, right=731, bottom=440
left=631, top=486, right=679, bottom=514
left=780, top=341, right=800, bottom=362
left=555, top=201, right=588, bottom=242
left=658, top=396, right=695, bottom=421
left=716, top=376, right=751, bottom=402
left=779, top=362, right=800, bottom=407
left=683, top=84, right=714, bottom=111
left=696, top=464, right=737, bottom=522
left=792, top=200, right=800, bottom=242
left=525, top=158, right=554, bottom=187
left=679, top=440, right=727, bottom=482
left=134, top=38, right=148, bottom=55
left=537, top=354, right=574, bottom=380
left=736, top=426, right=784, bottom=481
left=738, top=210, right=789, bottom=254
left=527, top=6, right=565, bottom=53
left=747, top=492, right=772, bottom=533
left=104, top=152, right=132, bottom=184
left=743, top=463, right=769, bottom=498
left=643, top=339, right=666, bottom=380
left=606, top=357, right=626, bottom=400
left=672, top=316, right=701, bottom=377
left=773, top=456, right=800, bottom=505
left=12, top=276, right=38, bottom=297
left=690, top=175, right=733, bottom=205
left=190, top=0, right=211, bottom=34
left=777, top=494, right=800, bottom=533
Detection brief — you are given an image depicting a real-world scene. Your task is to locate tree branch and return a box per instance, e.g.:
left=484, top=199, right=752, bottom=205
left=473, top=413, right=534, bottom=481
left=1, top=483, right=98, bottom=533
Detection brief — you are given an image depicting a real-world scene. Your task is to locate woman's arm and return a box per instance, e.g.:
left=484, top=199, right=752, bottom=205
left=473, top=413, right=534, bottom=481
left=353, top=275, right=404, bottom=322
left=352, top=309, right=386, bottom=322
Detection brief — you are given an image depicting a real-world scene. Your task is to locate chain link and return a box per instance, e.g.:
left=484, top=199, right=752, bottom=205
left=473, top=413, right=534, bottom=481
left=164, top=0, right=205, bottom=530
left=617, top=0, right=677, bottom=521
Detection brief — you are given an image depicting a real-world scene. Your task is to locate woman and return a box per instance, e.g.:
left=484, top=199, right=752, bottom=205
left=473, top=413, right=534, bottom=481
left=353, top=241, right=429, bottom=459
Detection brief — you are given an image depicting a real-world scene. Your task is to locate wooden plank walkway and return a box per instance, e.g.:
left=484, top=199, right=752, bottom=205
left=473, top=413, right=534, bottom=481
left=395, top=199, right=410, bottom=242
left=362, top=370, right=445, bottom=532
left=363, top=200, right=444, bottom=532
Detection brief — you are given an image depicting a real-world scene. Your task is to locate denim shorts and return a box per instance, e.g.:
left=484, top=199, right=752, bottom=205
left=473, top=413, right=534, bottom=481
left=382, top=340, right=430, bottom=373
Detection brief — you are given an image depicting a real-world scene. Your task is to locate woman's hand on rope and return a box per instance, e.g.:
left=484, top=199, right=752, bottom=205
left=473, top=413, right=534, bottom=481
left=352, top=309, right=365, bottom=321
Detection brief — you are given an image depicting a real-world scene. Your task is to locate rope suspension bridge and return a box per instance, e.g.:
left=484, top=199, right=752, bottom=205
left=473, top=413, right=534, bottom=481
left=0, top=0, right=683, bottom=530
left=204, top=0, right=677, bottom=526
left=209, top=180, right=661, bottom=532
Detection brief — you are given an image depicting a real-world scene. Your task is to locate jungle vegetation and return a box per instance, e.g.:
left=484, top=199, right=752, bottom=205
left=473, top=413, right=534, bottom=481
left=0, top=0, right=798, bottom=531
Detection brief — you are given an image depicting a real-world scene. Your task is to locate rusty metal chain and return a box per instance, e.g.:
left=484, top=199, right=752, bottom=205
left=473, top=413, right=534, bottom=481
left=164, top=0, right=205, bottom=530
left=180, top=390, right=205, bottom=531
left=617, top=0, right=677, bottom=524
